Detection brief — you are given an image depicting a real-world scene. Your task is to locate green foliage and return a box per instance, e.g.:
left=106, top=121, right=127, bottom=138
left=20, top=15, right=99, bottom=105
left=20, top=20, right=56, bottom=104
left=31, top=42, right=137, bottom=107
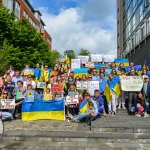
left=64, top=50, right=75, bottom=59
left=0, top=5, right=61, bottom=73
left=78, top=49, right=90, bottom=56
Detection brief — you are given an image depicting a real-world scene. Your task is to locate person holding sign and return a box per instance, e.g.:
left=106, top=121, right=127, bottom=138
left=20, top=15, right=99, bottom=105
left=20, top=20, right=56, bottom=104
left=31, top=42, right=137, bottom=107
left=43, top=88, right=53, bottom=101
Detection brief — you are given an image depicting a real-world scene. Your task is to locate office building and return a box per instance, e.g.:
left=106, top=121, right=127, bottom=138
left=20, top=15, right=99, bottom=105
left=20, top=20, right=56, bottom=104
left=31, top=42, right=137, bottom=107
left=2, top=0, right=52, bottom=49
left=117, top=0, right=150, bottom=64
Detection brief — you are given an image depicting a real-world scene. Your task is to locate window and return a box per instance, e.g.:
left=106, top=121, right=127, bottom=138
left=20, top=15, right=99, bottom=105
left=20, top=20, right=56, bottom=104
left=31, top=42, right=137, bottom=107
left=15, top=1, right=20, bottom=19
left=3, top=0, right=13, bottom=11
left=135, top=30, right=140, bottom=44
left=141, top=24, right=146, bottom=40
left=140, top=1, right=144, bottom=21
left=146, top=17, right=150, bottom=35
left=23, top=11, right=28, bottom=19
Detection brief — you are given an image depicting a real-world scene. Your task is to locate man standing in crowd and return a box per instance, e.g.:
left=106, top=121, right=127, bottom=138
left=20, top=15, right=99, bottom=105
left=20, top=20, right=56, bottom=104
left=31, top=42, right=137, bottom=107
left=12, top=71, right=23, bottom=87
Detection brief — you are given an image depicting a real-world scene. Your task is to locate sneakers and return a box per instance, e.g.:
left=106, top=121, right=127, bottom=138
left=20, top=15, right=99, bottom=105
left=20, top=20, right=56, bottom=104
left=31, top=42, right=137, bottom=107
left=122, top=105, right=126, bottom=109
left=111, top=111, right=116, bottom=116
left=118, top=104, right=121, bottom=109
left=144, top=113, right=149, bottom=118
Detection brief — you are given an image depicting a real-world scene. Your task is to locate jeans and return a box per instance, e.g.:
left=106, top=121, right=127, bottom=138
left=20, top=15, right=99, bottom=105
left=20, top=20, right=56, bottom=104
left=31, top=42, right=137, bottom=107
left=128, top=92, right=137, bottom=111
left=108, top=92, right=117, bottom=113
left=2, top=112, right=13, bottom=121
left=76, top=113, right=90, bottom=121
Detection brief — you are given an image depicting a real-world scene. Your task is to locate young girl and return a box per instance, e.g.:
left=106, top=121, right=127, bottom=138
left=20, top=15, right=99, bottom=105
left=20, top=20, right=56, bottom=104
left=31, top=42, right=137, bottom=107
left=43, top=88, right=53, bottom=101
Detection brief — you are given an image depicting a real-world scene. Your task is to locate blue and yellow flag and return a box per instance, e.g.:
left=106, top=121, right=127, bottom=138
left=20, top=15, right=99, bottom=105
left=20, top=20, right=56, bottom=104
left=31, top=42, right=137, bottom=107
left=114, top=58, right=129, bottom=67
left=143, top=60, right=148, bottom=70
left=64, top=50, right=70, bottom=69
left=79, top=99, right=88, bottom=113
left=74, top=68, right=88, bottom=78
left=22, top=99, right=65, bottom=121
left=104, top=78, right=121, bottom=102
left=39, top=62, right=44, bottom=81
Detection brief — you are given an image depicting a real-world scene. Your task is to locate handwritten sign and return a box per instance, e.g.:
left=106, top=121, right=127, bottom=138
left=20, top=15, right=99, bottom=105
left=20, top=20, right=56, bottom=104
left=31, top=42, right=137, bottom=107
left=37, top=82, right=46, bottom=89
left=91, top=54, right=103, bottom=62
left=71, top=59, right=80, bottom=70
left=88, top=81, right=99, bottom=96
left=51, top=84, right=63, bottom=92
left=25, top=90, right=34, bottom=102
left=78, top=56, right=89, bottom=64
left=24, top=68, right=34, bottom=76
left=85, top=61, right=95, bottom=68
left=76, top=81, right=88, bottom=90
left=1, top=99, right=15, bottom=109
left=103, top=55, right=115, bottom=62
left=120, top=76, right=143, bottom=91
left=66, top=95, right=79, bottom=105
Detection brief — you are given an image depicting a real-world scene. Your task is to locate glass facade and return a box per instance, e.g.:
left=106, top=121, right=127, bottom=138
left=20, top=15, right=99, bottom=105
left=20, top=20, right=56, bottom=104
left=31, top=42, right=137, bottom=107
left=15, top=1, right=20, bottom=19
left=123, top=0, right=150, bottom=54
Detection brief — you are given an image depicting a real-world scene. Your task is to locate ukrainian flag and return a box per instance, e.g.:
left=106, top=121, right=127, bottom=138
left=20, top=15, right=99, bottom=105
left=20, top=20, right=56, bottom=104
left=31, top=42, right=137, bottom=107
left=104, top=78, right=121, bottom=102
left=74, top=68, right=88, bottom=78
left=64, top=50, right=70, bottom=69
left=79, top=99, right=88, bottom=113
left=114, top=58, right=129, bottom=67
left=22, top=99, right=65, bottom=121
left=39, top=62, right=44, bottom=81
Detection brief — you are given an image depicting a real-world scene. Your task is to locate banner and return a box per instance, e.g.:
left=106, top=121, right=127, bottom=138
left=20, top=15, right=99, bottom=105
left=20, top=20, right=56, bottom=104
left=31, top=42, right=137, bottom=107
left=25, top=90, right=34, bottom=102
left=66, top=95, right=79, bottom=105
left=78, top=56, right=89, bottom=64
left=1, top=99, right=15, bottom=109
left=103, top=55, right=115, bottom=62
left=85, top=61, right=95, bottom=68
left=24, top=68, right=34, bottom=76
left=114, top=58, right=129, bottom=67
left=120, top=76, right=143, bottom=91
left=51, top=84, right=63, bottom=92
left=37, top=82, right=46, bottom=89
left=71, top=59, right=80, bottom=70
left=76, top=81, right=88, bottom=89
left=88, top=81, right=99, bottom=96
left=22, top=99, right=65, bottom=121
left=91, top=54, right=103, bottom=62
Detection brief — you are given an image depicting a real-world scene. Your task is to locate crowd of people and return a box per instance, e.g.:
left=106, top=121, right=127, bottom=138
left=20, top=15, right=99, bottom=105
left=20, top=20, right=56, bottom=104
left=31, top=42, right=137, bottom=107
left=0, top=60, right=150, bottom=126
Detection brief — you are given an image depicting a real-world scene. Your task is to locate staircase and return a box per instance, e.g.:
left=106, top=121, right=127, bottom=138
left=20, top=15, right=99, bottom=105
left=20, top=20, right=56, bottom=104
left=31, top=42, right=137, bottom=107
left=1, top=109, right=150, bottom=150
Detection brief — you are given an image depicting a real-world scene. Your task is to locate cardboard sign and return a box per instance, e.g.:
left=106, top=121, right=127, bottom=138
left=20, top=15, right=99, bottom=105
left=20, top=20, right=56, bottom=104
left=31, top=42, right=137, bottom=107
left=120, top=76, right=143, bottom=92
left=24, top=68, right=34, bottom=76
left=25, top=90, right=34, bottom=102
left=37, top=82, right=46, bottom=89
left=103, top=55, right=115, bottom=62
left=91, top=54, right=103, bottom=62
left=1, top=99, right=15, bottom=109
left=71, top=59, right=80, bottom=70
left=88, top=81, right=99, bottom=96
left=51, top=84, right=63, bottom=92
left=76, top=81, right=88, bottom=90
left=66, top=95, right=79, bottom=105
left=78, top=56, right=89, bottom=64
left=85, top=61, right=95, bottom=68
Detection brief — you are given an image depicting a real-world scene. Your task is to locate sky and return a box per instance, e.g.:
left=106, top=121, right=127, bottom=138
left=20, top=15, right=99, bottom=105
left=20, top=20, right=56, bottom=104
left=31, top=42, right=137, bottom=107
left=30, top=0, right=117, bottom=55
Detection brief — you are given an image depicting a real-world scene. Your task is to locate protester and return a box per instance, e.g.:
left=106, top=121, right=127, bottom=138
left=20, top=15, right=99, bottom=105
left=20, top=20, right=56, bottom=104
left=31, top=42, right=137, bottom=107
left=12, top=71, right=23, bottom=86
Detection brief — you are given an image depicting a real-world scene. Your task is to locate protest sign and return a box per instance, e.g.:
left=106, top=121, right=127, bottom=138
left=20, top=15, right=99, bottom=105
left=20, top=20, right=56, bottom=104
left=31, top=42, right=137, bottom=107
left=1, top=99, right=15, bottom=109
left=66, top=95, right=79, bottom=105
left=16, top=88, right=25, bottom=100
left=71, top=59, right=80, bottom=70
left=91, top=54, right=103, bottom=62
left=88, top=81, right=99, bottom=96
left=37, top=82, right=46, bottom=89
left=78, top=56, right=89, bottom=64
left=51, top=84, right=63, bottom=92
left=24, top=68, right=34, bottom=76
left=103, top=55, right=115, bottom=62
left=120, top=76, right=143, bottom=91
left=85, top=61, right=95, bottom=68
left=25, top=90, right=34, bottom=102
left=76, top=81, right=88, bottom=89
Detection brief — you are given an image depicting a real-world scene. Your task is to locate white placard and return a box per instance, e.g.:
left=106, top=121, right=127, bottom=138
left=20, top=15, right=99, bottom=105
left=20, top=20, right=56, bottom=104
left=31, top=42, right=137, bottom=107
left=1, top=99, right=15, bottom=109
left=71, top=59, right=80, bottom=70
left=103, top=55, right=115, bottom=62
left=76, top=81, right=88, bottom=90
left=88, top=81, right=99, bottom=96
left=120, top=76, right=143, bottom=92
left=66, top=95, right=79, bottom=105
left=37, top=82, right=46, bottom=89
left=85, top=61, right=95, bottom=68
left=78, top=56, right=89, bottom=64
left=91, top=54, right=103, bottom=62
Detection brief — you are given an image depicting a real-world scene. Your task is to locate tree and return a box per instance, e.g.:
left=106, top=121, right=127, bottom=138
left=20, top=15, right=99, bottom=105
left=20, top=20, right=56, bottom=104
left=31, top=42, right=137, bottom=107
left=64, top=50, right=75, bottom=59
left=78, top=49, right=90, bottom=56
left=0, top=5, right=61, bottom=72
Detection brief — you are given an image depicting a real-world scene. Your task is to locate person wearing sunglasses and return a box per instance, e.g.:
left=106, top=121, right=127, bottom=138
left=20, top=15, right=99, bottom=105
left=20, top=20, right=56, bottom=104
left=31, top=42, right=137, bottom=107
left=92, top=68, right=100, bottom=81
left=23, top=75, right=36, bottom=89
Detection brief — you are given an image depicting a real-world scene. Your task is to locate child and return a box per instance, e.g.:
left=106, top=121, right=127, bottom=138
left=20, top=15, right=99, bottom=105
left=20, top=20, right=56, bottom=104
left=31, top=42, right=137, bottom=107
left=43, top=88, right=53, bottom=101
left=67, top=85, right=78, bottom=117
left=55, top=92, right=63, bottom=100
